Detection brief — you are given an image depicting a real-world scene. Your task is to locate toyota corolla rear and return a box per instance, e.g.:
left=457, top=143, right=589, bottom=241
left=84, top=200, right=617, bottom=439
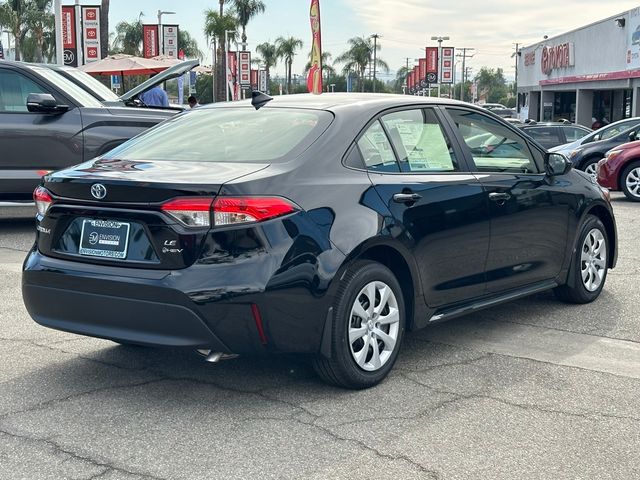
left=22, top=105, right=343, bottom=355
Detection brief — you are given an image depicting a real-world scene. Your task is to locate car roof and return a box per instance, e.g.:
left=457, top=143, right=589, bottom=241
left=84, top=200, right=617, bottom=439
left=203, top=93, right=475, bottom=112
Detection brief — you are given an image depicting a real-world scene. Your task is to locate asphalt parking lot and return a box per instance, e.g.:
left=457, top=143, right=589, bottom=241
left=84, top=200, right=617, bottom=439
left=1, top=195, right=639, bottom=480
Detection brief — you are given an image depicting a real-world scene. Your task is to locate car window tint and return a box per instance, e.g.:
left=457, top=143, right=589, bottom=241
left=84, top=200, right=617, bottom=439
left=0, top=70, right=46, bottom=112
left=447, top=108, right=538, bottom=174
left=525, top=127, right=561, bottom=146
left=102, top=108, right=333, bottom=164
left=600, top=121, right=639, bottom=140
left=564, top=127, right=589, bottom=142
left=356, top=120, right=400, bottom=172
left=380, top=108, right=459, bottom=173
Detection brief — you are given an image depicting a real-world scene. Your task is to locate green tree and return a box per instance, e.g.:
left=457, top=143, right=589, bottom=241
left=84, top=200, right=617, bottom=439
left=178, top=30, right=202, bottom=59
left=203, top=9, right=237, bottom=101
left=255, top=41, right=278, bottom=92
left=394, top=66, right=409, bottom=93
left=232, top=0, right=265, bottom=51
left=475, top=67, right=508, bottom=104
left=0, top=0, right=29, bottom=61
left=335, top=36, right=388, bottom=92
left=304, top=51, right=335, bottom=84
left=276, top=36, right=302, bottom=94
left=23, top=0, right=51, bottom=62
left=113, top=18, right=143, bottom=55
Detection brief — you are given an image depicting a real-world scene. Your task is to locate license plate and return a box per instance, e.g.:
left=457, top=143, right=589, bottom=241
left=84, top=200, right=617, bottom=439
left=79, top=219, right=130, bottom=259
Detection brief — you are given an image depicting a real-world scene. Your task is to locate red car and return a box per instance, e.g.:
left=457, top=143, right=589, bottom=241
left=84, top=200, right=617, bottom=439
left=597, top=140, right=640, bottom=201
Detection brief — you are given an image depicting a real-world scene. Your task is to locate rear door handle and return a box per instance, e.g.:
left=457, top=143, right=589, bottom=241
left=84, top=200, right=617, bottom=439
left=393, top=193, right=422, bottom=203
left=489, top=192, right=511, bottom=203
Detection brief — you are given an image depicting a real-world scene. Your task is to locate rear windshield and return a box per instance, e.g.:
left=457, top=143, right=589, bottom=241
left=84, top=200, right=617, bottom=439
left=102, top=107, right=333, bottom=163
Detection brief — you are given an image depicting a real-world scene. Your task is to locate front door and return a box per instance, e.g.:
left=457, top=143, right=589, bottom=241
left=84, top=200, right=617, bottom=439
left=0, top=66, right=83, bottom=199
left=444, top=107, right=570, bottom=294
left=358, top=107, right=490, bottom=307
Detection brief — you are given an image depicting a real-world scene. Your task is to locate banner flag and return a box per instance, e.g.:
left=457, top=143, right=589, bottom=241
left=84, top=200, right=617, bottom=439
left=307, top=0, right=323, bottom=94
left=0, top=40, right=4, bottom=60
left=441, top=47, right=455, bottom=84
left=163, top=25, right=179, bottom=58
left=239, top=51, right=251, bottom=86
left=143, top=25, right=159, bottom=58
left=81, top=6, right=101, bottom=64
left=426, top=47, right=438, bottom=84
left=62, top=6, right=78, bottom=66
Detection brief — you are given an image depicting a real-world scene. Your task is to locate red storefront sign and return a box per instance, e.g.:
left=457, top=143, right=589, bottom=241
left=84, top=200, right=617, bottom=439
left=541, top=43, right=574, bottom=75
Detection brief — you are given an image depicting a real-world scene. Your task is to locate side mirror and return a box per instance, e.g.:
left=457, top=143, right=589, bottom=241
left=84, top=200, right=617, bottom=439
left=545, top=152, right=572, bottom=176
left=26, top=93, right=69, bottom=114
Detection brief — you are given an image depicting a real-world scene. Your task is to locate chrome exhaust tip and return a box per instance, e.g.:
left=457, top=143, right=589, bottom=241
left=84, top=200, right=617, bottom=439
left=196, top=350, right=239, bottom=363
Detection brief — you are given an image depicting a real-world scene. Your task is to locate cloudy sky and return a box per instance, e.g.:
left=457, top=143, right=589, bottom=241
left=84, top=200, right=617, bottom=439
left=108, top=0, right=640, bottom=82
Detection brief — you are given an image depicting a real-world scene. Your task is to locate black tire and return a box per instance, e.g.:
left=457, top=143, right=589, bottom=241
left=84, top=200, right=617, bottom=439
left=621, top=161, right=640, bottom=202
left=580, top=157, right=600, bottom=178
left=313, top=261, right=405, bottom=389
left=555, top=215, right=609, bottom=304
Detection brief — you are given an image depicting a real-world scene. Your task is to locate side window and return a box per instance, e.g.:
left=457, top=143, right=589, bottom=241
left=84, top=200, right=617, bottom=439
left=380, top=108, right=459, bottom=173
left=564, top=127, right=589, bottom=142
left=525, top=127, right=561, bottom=147
left=447, top=108, right=539, bottom=174
left=0, top=70, right=47, bottom=112
left=356, top=120, right=400, bottom=172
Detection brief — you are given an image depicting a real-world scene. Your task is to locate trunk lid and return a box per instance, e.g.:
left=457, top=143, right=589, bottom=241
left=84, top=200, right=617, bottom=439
left=37, top=159, right=268, bottom=270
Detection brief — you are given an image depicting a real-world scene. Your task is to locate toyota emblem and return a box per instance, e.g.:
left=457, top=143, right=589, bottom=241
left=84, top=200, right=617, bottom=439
left=91, top=183, right=107, bottom=200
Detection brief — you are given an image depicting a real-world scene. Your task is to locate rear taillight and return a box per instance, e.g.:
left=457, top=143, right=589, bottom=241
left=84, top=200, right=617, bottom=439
left=159, top=196, right=298, bottom=228
left=33, top=186, right=52, bottom=216
left=213, top=197, right=298, bottom=226
left=161, top=198, right=214, bottom=227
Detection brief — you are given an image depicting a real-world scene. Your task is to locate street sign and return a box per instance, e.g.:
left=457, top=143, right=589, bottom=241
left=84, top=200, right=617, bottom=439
left=110, top=75, right=121, bottom=91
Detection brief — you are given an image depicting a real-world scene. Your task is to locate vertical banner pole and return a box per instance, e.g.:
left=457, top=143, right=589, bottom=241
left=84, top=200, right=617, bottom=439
left=307, top=0, right=323, bottom=94
left=54, top=0, right=63, bottom=64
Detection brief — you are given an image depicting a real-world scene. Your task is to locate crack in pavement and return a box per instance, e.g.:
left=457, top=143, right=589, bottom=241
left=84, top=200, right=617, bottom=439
left=400, top=374, right=640, bottom=424
left=394, top=352, right=493, bottom=373
left=0, top=430, right=168, bottom=480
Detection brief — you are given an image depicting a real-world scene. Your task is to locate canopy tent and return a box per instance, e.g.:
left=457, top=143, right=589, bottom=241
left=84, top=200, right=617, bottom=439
left=78, top=54, right=180, bottom=76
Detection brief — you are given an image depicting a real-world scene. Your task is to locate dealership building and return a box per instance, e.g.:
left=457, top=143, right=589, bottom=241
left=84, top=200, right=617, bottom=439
left=518, top=7, right=640, bottom=127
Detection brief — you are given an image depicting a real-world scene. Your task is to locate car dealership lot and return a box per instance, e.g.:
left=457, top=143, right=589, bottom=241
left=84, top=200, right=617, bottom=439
left=1, top=195, right=639, bottom=480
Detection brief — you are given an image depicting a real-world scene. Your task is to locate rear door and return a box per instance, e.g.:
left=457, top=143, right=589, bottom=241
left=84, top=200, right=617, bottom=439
left=358, top=106, right=490, bottom=307
left=444, top=107, right=569, bottom=294
left=0, top=65, right=83, bottom=199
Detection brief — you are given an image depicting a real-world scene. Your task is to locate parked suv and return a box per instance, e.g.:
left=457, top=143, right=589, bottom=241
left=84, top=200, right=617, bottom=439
left=23, top=94, right=617, bottom=389
left=0, top=61, right=175, bottom=200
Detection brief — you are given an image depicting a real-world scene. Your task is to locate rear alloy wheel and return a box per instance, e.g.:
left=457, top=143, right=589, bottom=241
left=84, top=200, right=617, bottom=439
left=621, top=161, right=640, bottom=202
left=582, top=158, right=600, bottom=179
left=555, top=215, right=608, bottom=304
left=313, top=261, right=405, bottom=389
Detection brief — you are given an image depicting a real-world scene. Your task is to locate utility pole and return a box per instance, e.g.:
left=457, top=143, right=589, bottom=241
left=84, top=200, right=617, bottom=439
left=371, top=34, right=380, bottom=93
left=456, top=48, right=475, bottom=101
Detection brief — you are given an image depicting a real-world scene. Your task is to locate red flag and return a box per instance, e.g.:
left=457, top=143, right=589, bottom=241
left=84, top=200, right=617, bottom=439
left=307, top=0, right=323, bottom=94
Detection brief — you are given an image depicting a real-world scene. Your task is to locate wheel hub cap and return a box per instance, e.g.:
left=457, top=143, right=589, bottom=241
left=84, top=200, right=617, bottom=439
left=580, top=228, right=607, bottom=292
left=348, top=281, right=400, bottom=372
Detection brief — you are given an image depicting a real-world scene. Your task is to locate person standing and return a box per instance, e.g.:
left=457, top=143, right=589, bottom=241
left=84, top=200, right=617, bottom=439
left=187, top=95, right=200, bottom=109
left=139, top=81, right=169, bottom=107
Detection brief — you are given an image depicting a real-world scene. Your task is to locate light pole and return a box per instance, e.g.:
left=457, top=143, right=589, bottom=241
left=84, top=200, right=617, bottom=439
left=210, top=38, right=217, bottom=103
left=430, top=35, right=449, bottom=98
left=224, top=30, right=236, bottom=101
left=370, top=33, right=380, bottom=93
left=157, top=10, right=176, bottom=56
left=54, top=0, right=63, bottom=64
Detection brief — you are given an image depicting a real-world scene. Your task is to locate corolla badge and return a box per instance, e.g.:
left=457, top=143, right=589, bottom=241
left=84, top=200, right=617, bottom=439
left=91, top=183, right=107, bottom=200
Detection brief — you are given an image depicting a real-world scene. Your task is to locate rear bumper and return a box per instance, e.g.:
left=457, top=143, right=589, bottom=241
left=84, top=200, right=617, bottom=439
left=22, top=249, right=335, bottom=354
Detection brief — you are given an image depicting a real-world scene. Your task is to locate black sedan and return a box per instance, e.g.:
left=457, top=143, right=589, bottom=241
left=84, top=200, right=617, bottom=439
left=569, top=126, right=640, bottom=177
left=521, top=122, right=591, bottom=149
left=23, top=93, right=617, bottom=389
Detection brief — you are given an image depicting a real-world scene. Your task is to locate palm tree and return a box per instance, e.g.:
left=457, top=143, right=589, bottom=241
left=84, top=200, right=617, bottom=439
left=255, top=41, right=277, bottom=92
left=0, top=0, right=28, bottom=61
left=113, top=18, right=143, bottom=55
left=232, top=0, right=265, bottom=51
left=23, top=0, right=52, bottom=63
left=276, top=36, right=303, bottom=94
left=336, top=36, right=389, bottom=92
left=394, top=66, right=410, bottom=93
left=204, top=9, right=237, bottom=101
left=100, top=0, right=109, bottom=59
